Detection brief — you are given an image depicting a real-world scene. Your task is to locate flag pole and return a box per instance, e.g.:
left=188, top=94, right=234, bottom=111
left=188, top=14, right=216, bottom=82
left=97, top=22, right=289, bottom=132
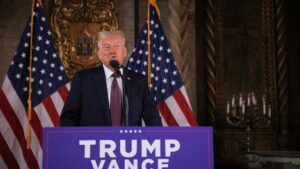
left=147, top=0, right=161, bottom=90
left=26, top=0, right=36, bottom=150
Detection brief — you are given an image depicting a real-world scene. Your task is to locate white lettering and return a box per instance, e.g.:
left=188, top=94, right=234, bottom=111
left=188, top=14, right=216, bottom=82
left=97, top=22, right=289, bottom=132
left=99, top=140, right=116, bottom=158
left=141, top=139, right=161, bottom=157
left=91, top=160, right=105, bottom=169
left=108, top=159, right=119, bottom=169
left=158, top=159, right=169, bottom=169
left=79, top=140, right=96, bottom=158
left=124, top=159, right=138, bottom=169
left=141, top=159, right=154, bottom=169
left=165, top=139, right=180, bottom=157
left=120, top=140, right=137, bottom=158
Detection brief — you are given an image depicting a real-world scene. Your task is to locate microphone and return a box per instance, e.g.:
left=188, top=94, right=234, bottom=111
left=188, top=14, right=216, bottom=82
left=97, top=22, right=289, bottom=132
left=109, top=60, right=122, bottom=71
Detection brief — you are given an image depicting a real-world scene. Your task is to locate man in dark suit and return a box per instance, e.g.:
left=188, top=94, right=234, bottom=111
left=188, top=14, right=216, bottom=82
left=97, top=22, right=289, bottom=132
left=60, top=31, right=162, bottom=126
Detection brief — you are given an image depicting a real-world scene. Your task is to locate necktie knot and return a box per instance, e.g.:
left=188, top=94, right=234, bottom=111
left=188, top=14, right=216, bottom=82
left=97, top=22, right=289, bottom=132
left=112, top=72, right=119, bottom=79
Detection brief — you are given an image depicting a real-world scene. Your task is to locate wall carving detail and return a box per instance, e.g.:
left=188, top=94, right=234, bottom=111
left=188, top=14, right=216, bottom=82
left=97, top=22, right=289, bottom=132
left=51, top=0, right=118, bottom=79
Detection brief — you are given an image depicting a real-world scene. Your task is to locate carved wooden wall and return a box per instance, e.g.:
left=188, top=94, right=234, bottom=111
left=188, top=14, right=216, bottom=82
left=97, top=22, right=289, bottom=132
left=51, top=0, right=118, bottom=79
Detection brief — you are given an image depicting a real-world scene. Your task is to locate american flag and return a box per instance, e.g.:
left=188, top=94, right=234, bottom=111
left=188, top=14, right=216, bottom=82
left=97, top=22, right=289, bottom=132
left=0, top=2, right=69, bottom=169
left=127, top=3, right=198, bottom=126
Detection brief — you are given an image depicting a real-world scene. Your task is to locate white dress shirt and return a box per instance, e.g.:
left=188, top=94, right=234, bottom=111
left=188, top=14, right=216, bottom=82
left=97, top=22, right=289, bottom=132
left=103, top=64, right=123, bottom=106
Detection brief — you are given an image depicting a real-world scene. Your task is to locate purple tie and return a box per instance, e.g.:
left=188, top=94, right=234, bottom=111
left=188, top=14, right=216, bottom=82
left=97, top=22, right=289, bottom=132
left=110, top=73, right=121, bottom=126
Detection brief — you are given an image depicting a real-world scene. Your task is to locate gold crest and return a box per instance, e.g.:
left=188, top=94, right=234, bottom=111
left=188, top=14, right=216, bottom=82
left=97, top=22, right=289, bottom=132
left=51, top=0, right=118, bottom=79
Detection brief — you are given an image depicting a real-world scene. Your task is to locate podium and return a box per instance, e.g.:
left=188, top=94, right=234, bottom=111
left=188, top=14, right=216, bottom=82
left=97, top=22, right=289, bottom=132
left=43, top=127, right=214, bottom=169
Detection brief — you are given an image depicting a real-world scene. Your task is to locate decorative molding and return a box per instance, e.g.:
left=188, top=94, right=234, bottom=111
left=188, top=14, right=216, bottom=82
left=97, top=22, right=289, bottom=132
left=205, top=0, right=217, bottom=123
left=51, top=0, right=118, bottom=79
left=275, top=0, right=290, bottom=149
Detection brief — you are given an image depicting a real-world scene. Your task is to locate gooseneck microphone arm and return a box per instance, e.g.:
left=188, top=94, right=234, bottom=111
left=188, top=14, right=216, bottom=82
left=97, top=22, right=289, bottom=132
left=109, top=60, right=129, bottom=126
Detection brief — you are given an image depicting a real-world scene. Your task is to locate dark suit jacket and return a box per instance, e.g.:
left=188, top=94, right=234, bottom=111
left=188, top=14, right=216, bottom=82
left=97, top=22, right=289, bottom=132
left=60, top=65, right=162, bottom=126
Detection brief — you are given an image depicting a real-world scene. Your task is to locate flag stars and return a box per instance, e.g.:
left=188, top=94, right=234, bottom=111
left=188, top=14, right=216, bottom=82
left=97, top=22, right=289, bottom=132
left=24, top=43, right=29, bottom=48
left=144, top=51, right=148, bottom=55
left=155, top=76, right=159, bottom=81
left=37, top=90, right=42, bottom=95
left=18, top=63, right=23, bottom=69
left=166, top=58, right=170, bottom=63
left=39, top=79, right=43, bottom=84
left=33, top=56, right=38, bottom=62
left=32, top=67, right=36, bottom=72
left=21, top=52, right=26, bottom=58
left=138, top=50, right=143, bottom=55
left=143, top=29, right=147, bottom=34
left=132, top=48, right=136, bottom=52
left=151, top=63, right=155, bottom=68
left=45, top=40, right=50, bottom=45
left=142, top=71, right=146, bottom=75
left=42, top=59, right=47, bottom=64
left=163, top=78, right=167, bottom=84
left=50, top=63, right=55, bottom=68
left=52, top=53, right=57, bottom=58
left=35, top=46, right=40, bottom=51
left=40, top=69, right=45, bottom=74
left=157, top=56, right=162, bottom=61
left=44, top=50, right=48, bottom=55
left=161, top=88, right=166, bottom=94
left=60, top=65, right=64, bottom=71
left=23, top=87, right=28, bottom=92
left=26, top=32, right=30, bottom=37
left=150, top=20, right=154, bottom=25
left=129, top=58, right=134, bottom=62
left=41, top=17, right=46, bottom=22
left=50, top=73, right=54, bottom=77
left=155, top=66, right=160, bottom=71
left=155, top=24, right=159, bottom=28
left=159, top=46, right=163, bottom=51
left=150, top=73, right=154, bottom=78
left=37, top=35, right=42, bottom=41
left=173, top=70, right=177, bottom=75
left=47, top=30, right=51, bottom=35
left=171, top=80, right=176, bottom=86
left=15, top=73, right=21, bottom=79
left=143, top=61, right=147, bottom=66
left=58, top=76, right=63, bottom=81
left=141, top=40, right=145, bottom=44
left=11, top=61, right=14, bottom=65
left=160, top=36, right=165, bottom=41
left=136, top=60, right=140, bottom=64
left=167, top=48, right=171, bottom=53
left=48, top=82, right=53, bottom=87
left=40, top=26, right=44, bottom=31
left=164, top=68, right=168, bottom=73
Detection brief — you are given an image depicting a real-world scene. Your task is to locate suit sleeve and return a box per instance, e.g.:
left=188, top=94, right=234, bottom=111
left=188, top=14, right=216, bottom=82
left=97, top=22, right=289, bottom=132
left=60, top=73, right=81, bottom=126
left=141, top=77, right=163, bottom=126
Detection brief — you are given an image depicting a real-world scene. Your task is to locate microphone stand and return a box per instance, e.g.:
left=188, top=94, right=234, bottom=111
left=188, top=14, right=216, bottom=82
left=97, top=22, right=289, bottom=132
left=117, top=67, right=129, bottom=126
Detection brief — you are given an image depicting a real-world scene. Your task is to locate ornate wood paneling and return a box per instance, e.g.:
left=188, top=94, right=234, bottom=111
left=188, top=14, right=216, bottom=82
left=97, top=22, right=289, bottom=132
left=51, top=0, right=118, bottom=79
left=204, top=0, right=290, bottom=166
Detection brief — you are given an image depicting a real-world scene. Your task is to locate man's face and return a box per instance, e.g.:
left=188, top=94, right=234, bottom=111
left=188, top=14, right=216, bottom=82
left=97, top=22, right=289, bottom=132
left=97, top=34, right=127, bottom=70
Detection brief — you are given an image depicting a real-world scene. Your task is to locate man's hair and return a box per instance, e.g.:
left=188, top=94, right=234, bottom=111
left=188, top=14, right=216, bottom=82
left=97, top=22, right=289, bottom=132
left=97, top=31, right=126, bottom=49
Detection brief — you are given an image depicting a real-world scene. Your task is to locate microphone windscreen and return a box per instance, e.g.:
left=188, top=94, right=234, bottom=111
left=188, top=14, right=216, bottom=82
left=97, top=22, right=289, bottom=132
left=109, top=60, right=120, bottom=70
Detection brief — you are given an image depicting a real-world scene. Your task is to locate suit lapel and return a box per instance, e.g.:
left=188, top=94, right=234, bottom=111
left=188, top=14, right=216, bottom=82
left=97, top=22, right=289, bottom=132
left=93, top=65, right=112, bottom=125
